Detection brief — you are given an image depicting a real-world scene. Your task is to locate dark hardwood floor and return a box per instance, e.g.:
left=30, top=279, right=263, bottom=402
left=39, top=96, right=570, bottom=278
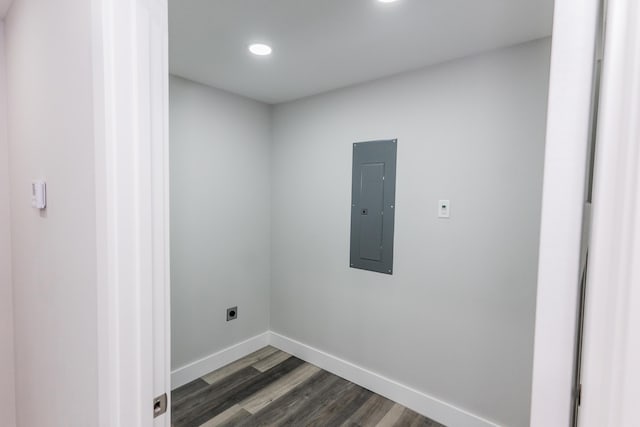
left=172, top=346, right=446, bottom=427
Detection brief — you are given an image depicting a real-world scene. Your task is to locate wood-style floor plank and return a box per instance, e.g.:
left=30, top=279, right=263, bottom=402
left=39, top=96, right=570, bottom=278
left=239, top=370, right=337, bottom=426
left=375, top=403, right=405, bottom=427
left=172, top=378, right=210, bottom=406
left=198, top=404, right=248, bottom=427
left=340, top=393, right=396, bottom=427
left=172, top=365, right=263, bottom=426
left=393, top=408, right=421, bottom=426
left=171, top=346, right=446, bottom=427
left=201, top=346, right=279, bottom=385
left=304, top=382, right=373, bottom=427
left=276, top=376, right=355, bottom=426
left=179, top=357, right=306, bottom=427
left=211, top=408, right=252, bottom=427
left=252, top=350, right=292, bottom=372
left=240, top=362, right=321, bottom=413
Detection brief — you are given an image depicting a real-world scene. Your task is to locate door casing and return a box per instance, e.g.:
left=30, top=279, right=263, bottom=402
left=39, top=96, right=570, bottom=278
left=89, top=0, right=638, bottom=425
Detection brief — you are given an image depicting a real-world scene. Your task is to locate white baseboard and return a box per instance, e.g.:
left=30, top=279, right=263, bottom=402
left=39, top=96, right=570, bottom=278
left=171, top=330, right=498, bottom=426
left=268, top=331, right=499, bottom=427
left=171, top=332, right=270, bottom=389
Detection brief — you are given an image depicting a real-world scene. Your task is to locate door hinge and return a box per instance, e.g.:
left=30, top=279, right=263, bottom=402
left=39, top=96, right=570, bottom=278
left=153, top=393, right=168, bottom=418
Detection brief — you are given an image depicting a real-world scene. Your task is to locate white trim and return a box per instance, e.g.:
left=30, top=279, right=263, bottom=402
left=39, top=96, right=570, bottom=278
left=93, top=0, right=169, bottom=426
left=171, top=332, right=270, bottom=389
left=269, top=332, right=498, bottom=427
left=529, top=0, right=601, bottom=425
left=578, top=0, right=640, bottom=425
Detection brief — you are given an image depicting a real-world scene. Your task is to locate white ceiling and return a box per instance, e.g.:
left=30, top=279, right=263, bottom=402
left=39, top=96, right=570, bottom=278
left=169, top=0, right=554, bottom=104
left=0, top=0, right=12, bottom=18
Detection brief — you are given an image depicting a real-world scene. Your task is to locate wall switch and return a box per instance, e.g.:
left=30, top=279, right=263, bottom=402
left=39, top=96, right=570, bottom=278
left=438, top=200, right=450, bottom=218
left=31, top=181, right=47, bottom=209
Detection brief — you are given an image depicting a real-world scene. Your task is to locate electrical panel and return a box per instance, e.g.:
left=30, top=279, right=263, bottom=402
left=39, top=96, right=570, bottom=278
left=350, top=139, right=397, bottom=274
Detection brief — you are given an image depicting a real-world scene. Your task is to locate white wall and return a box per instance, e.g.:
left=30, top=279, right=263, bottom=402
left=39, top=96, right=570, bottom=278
left=5, top=0, right=99, bottom=425
left=0, top=20, right=16, bottom=427
left=270, top=38, right=551, bottom=427
left=170, top=75, right=271, bottom=370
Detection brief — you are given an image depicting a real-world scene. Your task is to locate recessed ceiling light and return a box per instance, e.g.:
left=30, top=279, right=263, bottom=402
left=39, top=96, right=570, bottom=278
left=249, top=43, right=272, bottom=56
left=378, top=0, right=400, bottom=3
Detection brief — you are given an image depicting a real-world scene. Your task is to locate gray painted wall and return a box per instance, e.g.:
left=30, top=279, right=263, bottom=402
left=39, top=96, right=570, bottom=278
left=170, top=76, right=272, bottom=370
left=270, top=38, right=550, bottom=427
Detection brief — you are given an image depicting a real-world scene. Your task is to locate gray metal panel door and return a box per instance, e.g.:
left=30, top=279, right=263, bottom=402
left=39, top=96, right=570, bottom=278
left=350, top=139, right=397, bottom=274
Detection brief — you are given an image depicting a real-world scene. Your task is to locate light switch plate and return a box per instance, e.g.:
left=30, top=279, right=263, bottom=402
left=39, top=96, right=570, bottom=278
left=438, top=200, right=450, bottom=218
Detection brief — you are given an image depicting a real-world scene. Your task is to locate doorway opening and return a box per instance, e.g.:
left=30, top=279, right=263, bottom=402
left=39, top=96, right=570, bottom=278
left=167, top=1, right=554, bottom=426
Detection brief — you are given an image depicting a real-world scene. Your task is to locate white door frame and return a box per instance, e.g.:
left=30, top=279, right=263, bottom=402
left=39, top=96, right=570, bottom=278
left=529, top=0, right=601, bottom=425
left=92, top=0, right=170, bottom=425
left=578, top=0, right=640, bottom=425
left=90, top=0, right=639, bottom=426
